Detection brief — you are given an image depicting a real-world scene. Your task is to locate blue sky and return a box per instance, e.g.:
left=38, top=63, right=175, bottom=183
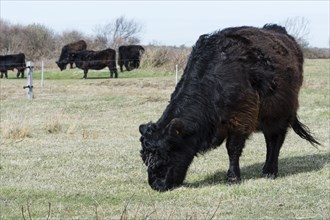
left=1, top=1, right=329, bottom=48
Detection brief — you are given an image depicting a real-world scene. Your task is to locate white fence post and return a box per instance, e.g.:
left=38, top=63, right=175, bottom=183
left=23, top=61, right=34, bottom=99
left=41, top=60, right=44, bottom=87
left=175, top=64, right=178, bottom=85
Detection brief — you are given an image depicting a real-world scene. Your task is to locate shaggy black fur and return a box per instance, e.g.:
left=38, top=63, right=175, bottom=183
left=139, top=24, right=320, bottom=192
left=0, top=53, right=26, bottom=78
left=70, top=48, right=118, bottom=79
left=118, top=45, right=145, bottom=72
left=56, top=40, right=87, bottom=71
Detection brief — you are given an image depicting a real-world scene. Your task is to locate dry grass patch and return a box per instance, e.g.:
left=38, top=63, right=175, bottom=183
left=1, top=124, right=31, bottom=140
left=82, top=127, right=99, bottom=139
left=1, top=115, right=31, bottom=140
left=45, top=114, right=63, bottom=133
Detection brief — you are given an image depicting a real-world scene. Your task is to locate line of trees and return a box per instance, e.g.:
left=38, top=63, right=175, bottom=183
left=0, top=16, right=328, bottom=66
left=0, top=16, right=192, bottom=70
left=0, top=16, right=143, bottom=61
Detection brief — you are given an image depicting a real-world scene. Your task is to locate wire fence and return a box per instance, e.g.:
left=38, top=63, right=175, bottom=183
left=0, top=58, right=183, bottom=100
left=0, top=56, right=188, bottom=75
left=1, top=59, right=148, bottom=67
left=0, top=46, right=192, bottom=72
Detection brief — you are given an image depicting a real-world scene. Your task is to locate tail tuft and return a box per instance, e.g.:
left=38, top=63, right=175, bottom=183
left=291, top=116, right=320, bottom=146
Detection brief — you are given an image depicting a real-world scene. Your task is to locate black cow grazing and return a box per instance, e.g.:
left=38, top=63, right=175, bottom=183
left=70, top=48, right=118, bottom=79
left=56, top=40, right=87, bottom=71
left=139, top=24, right=320, bottom=192
left=118, top=45, right=145, bottom=72
left=0, top=53, right=26, bottom=78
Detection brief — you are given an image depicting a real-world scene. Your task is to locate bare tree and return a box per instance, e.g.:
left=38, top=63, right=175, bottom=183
left=0, top=19, right=24, bottom=54
left=22, top=24, right=56, bottom=60
left=0, top=19, right=56, bottom=60
left=94, top=15, right=143, bottom=49
left=59, top=30, right=86, bottom=45
left=83, top=34, right=107, bottom=51
left=282, top=16, right=310, bottom=48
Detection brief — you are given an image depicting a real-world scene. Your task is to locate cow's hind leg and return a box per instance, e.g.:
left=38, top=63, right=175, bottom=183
left=226, top=134, right=247, bottom=184
left=119, top=63, right=124, bottom=72
left=124, top=61, right=131, bottom=71
left=262, top=128, right=288, bottom=179
left=17, top=69, right=24, bottom=78
left=113, top=69, right=118, bottom=78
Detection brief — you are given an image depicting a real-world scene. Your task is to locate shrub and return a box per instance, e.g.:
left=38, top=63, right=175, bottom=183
left=141, top=45, right=191, bottom=72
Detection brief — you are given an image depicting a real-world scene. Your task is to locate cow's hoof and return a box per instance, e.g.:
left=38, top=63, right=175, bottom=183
left=262, top=173, right=277, bottom=179
left=226, top=176, right=241, bottom=185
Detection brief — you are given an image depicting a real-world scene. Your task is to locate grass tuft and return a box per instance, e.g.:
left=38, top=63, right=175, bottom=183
left=45, top=114, right=62, bottom=133
left=2, top=126, right=31, bottom=139
left=1, top=115, right=31, bottom=139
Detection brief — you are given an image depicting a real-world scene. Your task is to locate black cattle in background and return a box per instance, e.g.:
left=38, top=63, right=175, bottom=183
left=70, top=48, right=118, bottom=79
left=139, top=24, right=320, bottom=192
left=56, top=40, right=87, bottom=71
left=0, top=53, right=26, bottom=78
left=118, top=45, right=145, bottom=72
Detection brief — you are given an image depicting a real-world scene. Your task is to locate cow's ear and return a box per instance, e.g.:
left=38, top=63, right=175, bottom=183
left=167, top=118, right=184, bottom=136
left=139, top=122, right=155, bottom=136
left=139, top=124, right=148, bottom=136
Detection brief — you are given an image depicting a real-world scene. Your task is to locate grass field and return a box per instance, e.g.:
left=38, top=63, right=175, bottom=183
left=0, top=59, right=329, bottom=219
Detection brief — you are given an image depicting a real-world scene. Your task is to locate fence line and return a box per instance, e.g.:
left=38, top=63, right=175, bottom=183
left=1, top=59, right=183, bottom=86
left=41, top=60, right=44, bottom=87
left=0, top=58, right=180, bottom=66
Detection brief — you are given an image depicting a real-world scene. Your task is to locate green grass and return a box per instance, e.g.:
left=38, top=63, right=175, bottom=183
left=0, top=59, right=329, bottom=219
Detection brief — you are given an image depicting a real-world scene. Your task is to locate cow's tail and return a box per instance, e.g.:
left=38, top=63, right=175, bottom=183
left=291, top=116, right=320, bottom=146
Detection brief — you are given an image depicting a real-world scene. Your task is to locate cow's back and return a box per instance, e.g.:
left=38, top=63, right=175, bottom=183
left=66, top=40, right=87, bottom=51
left=224, top=26, right=303, bottom=118
left=183, top=26, right=303, bottom=95
left=58, top=40, right=87, bottom=62
left=169, top=25, right=304, bottom=135
left=119, top=45, right=144, bottom=59
left=0, top=53, right=26, bottom=68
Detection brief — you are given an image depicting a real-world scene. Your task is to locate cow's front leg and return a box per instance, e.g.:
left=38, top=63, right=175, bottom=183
left=226, top=134, right=246, bottom=184
left=83, top=69, right=88, bottom=79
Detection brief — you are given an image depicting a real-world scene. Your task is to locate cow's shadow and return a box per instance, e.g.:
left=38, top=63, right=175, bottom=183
left=186, top=153, right=329, bottom=188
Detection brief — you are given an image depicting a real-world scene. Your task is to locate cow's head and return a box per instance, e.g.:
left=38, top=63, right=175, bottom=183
left=139, top=119, right=195, bottom=191
left=55, top=60, right=67, bottom=71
